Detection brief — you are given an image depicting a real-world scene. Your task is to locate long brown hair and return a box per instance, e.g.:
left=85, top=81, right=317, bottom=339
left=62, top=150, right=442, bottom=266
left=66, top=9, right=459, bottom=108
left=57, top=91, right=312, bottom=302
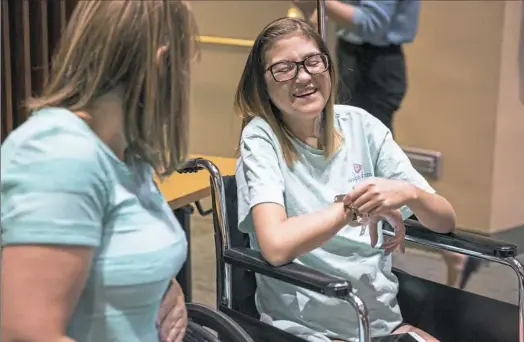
left=234, top=17, right=341, bottom=167
left=26, top=1, right=199, bottom=177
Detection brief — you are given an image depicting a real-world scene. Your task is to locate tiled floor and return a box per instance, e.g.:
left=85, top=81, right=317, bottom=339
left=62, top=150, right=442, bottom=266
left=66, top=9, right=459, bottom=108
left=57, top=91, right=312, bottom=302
left=189, top=215, right=521, bottom=309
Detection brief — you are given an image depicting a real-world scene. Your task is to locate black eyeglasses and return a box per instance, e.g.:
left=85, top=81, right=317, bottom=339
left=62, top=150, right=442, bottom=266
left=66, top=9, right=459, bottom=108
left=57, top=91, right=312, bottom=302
left=267, top=53, right=329, bottom=82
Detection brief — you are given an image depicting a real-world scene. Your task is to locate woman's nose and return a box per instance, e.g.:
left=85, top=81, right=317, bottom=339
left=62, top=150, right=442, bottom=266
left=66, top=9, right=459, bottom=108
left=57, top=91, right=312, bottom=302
left=295, top=66, right=312, bottom=83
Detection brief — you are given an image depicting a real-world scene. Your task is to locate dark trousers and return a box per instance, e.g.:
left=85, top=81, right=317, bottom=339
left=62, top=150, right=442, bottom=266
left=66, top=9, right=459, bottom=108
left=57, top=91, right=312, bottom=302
left=336, top=39, right=408, bottom=134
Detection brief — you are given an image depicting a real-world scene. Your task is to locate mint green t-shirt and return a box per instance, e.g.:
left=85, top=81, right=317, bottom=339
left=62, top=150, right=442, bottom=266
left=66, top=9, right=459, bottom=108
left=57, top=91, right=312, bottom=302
left=1, top=108, right=188, bottom=341
left=236, top=105, right=435, bottom=341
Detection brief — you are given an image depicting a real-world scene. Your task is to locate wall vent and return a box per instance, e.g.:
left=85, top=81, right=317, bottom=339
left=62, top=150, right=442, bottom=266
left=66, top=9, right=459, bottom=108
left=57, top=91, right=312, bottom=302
left=402, top=146, right=442, bottom=180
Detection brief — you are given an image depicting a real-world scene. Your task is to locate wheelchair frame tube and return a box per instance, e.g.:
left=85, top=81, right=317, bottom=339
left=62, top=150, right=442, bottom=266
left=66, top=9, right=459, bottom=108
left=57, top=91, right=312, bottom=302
left=192, top=158, right=234, bottom=309
left=384, top=230, right=524, bottom=342
left=344, top=292, right=371, bottom=342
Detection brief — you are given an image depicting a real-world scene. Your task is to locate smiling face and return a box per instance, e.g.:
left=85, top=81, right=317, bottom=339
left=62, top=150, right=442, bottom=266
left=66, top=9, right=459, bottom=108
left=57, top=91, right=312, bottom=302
left=264, top=33, right=331, bottom=127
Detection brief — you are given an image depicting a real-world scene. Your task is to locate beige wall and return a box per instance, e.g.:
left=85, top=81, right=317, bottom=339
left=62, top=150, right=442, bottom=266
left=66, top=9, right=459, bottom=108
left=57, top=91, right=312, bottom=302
left=188, top=1, right=291, bottom=157
left=395, top=1, right=524, bottom=233
left=490, top=1, right=524, bottom=231
left=189, top=1, right=524, bottom=233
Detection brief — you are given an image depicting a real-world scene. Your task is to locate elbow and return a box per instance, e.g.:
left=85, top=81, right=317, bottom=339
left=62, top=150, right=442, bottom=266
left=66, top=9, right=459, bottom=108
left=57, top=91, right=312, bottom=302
left=434, top=218, right=456, bottom=234
left=441, top=212, right=457, bottom=234
left=352, top=9, right=390, bottom=39
left=436, top=199, right=457, bottom=234
left=259, top=242, right=294, bottom=267
left=427, top=207, right=457, bottom=234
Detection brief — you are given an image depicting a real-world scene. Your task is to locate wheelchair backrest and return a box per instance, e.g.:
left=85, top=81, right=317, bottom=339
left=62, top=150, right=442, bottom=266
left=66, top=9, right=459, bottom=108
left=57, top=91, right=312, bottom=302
left=210, top=175, right=259, bottom=317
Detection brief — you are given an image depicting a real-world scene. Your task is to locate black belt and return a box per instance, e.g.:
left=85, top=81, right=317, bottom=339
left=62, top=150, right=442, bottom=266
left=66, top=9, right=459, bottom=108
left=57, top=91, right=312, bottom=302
left=338, top=38, right=403, bottom=54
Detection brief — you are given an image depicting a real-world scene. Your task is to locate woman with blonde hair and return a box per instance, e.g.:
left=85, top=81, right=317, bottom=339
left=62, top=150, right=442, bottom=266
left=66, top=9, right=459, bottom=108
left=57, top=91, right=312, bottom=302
left=234, top=17, right=456, bottom=341
left=1, top=1, right=197, bottom=341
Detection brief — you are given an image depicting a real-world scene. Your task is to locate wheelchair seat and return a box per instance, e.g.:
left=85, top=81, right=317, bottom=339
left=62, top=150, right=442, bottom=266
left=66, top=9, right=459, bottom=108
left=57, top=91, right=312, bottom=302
left=211, top=174, right=519, bottom=342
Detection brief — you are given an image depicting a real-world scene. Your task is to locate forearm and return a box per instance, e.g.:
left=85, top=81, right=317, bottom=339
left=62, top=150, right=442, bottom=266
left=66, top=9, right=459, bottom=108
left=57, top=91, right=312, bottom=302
left=260, top=203, right=348, bottom=266
left=406, top=186, right=456, bottom=234
left=307, top=9, right=318, bottom=31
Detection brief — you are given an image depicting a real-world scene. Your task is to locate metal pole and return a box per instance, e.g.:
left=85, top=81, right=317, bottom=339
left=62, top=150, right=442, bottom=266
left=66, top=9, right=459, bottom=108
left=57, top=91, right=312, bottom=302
left=316, top=0, right=328, bottom=138
left=316, top=0, right=327, bottom=41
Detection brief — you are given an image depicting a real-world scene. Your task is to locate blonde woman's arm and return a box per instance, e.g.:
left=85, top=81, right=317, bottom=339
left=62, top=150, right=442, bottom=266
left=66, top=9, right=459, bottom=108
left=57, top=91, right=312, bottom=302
left=1, top=133, right=108, bottom=342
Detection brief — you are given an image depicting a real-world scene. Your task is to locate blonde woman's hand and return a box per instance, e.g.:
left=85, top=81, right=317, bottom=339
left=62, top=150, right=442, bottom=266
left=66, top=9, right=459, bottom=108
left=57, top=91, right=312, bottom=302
left=157, top=279, right=188, bottom=342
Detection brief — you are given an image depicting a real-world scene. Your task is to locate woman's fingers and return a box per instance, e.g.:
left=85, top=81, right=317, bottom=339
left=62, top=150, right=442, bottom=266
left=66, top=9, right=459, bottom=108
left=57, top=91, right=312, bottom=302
left=159, top=319, right=171, bottom=341
left=356, top=200, right=381, bottom=215
left=161, top=320, right=186, bottom=342
left=167, top=322, right=186, bottom=342
left=160, top=304, right=187, bottom=342
left=393, top=217, right=406, bottom=254
left=367, top=217, right=379, bottom=247
left=381, top=230, right=406, bottom=254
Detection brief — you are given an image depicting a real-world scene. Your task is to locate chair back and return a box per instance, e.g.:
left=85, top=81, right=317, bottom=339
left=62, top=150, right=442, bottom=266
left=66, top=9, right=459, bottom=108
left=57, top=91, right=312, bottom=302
left=210, top=175, right=259, bottom=317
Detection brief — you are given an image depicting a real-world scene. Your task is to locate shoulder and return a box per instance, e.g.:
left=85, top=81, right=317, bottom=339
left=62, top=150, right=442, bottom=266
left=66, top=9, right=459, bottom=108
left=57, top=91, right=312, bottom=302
left=240, top=117, right=282, bottom=153
left=334, top=104, right=390, bottom=142
left=1, top=107, right=110, bottom=190
left=3, top=108, right=103, bottom=164
left=334, top=104, right=385, bottom=129
left=241, top=117, right=278, bottom=141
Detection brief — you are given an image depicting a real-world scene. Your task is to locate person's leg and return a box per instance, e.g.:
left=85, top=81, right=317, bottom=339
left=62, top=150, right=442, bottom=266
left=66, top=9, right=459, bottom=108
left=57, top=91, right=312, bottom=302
left=356, top=44, right=407, bottom=135
left=336, top=40, right=364, bottom=107
left=440, top=250, right=467, bottom=287
left=441, top=250, right=483, bottom=289
left=393, top=324, right=440, bottom=341
left=330, top=324, right=439, bottom=342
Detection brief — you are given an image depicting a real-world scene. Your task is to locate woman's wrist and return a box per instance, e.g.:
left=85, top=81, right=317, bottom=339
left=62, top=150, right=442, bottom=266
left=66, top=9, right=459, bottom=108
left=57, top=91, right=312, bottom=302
left=331, top=202, right=354, bottom=229
left=404, top=183, right=420, bottom=207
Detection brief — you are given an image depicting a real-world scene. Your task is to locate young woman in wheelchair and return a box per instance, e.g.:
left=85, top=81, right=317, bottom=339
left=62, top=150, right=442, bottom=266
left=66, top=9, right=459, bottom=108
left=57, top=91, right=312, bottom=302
left=234, top=17, right=457, bottom=342
left=1, top=2, right=198, bottom=342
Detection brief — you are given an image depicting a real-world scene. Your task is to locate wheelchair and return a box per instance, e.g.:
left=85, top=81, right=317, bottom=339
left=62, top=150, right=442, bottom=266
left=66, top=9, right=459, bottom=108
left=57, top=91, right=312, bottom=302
left=179, top=157, right=524, bottom=342
left=184, top=303, right=254, bottom=342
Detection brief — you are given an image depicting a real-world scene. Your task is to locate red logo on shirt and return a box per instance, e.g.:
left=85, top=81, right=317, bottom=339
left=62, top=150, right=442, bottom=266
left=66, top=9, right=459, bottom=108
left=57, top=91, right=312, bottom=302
left=353, top=163, right=362, bottom=173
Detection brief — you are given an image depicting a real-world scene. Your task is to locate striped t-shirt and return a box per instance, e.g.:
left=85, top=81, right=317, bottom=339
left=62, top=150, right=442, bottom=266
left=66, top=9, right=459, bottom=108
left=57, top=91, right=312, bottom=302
left=1, top=107, right=188, bottom=341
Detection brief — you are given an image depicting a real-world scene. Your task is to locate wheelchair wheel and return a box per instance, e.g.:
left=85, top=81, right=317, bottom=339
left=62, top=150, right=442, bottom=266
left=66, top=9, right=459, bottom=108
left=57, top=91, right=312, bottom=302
left=184, top=303, right=255, bottom=342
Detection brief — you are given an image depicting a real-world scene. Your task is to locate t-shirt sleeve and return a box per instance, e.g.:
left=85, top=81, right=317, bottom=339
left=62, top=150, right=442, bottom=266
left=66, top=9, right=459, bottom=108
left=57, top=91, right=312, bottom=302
left=367, top=115, right=436, bottom=220
left=236, top=126, right=285, bottom=233
left=1, top=131, right=109, bottom=247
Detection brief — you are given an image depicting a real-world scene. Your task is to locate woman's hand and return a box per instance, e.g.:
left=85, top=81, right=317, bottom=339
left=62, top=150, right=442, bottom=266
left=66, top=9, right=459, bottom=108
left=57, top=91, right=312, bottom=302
left=344, top=178, right=416, bottom=217
left=366, top=209, right=406, bottom=254
left=157, top=279, right=188, bottom=342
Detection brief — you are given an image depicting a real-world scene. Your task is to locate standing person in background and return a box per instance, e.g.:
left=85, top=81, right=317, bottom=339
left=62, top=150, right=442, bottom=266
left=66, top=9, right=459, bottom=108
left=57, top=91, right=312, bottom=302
left=293, top=0, right=417, bottom=132
left=292, top=0, right=480, bottom=289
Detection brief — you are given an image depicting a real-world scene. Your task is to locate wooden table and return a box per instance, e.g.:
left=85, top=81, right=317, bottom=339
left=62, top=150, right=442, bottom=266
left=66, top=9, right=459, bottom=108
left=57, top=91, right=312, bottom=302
left=156, top=154, right=236, bottom=302
left=156, top=154, right=237, bottom=210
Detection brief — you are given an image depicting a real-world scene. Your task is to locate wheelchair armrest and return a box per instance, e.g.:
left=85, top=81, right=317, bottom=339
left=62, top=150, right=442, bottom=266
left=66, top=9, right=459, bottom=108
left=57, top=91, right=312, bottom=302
left=223, top=248, right=351, bottom=298
left=383, top=219, right=517, bottom=258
